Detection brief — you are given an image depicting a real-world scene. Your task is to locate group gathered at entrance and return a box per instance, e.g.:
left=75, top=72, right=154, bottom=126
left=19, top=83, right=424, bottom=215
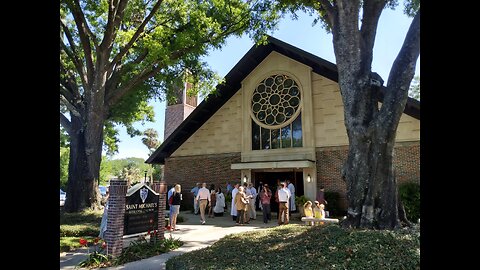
left=168, top=179, right=307, bottom=230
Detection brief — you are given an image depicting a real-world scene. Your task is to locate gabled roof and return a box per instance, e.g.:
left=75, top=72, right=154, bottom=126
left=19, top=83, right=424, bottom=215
left=146, top=36, right=420, bottom=164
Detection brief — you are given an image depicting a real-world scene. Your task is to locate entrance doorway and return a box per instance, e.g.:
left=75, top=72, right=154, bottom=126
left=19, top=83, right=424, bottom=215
left=252, top=170, right=304, bottom=214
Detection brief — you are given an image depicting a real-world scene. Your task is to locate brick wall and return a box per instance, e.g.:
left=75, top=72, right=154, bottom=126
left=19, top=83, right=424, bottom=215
left=164, top=104, right=186, bottom=140
left=164, top=152, right=241, bottom=208
left=315, top=142, right=420, bottom=211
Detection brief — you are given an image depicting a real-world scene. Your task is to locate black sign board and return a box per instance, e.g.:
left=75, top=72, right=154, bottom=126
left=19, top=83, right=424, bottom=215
left=124, top=183, right=159, bottom=235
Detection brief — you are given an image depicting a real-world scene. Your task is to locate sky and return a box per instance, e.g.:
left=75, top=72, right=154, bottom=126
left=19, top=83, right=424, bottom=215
left=110, top=5, right=420, bottom=160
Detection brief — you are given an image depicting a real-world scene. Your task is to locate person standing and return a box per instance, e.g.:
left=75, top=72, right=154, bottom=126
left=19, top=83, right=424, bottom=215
left=277, top=183, right=291, bottom=225
left=190, top=183, right=201, bottom=215
left=167, top=184, right=176, bottom=221
left=287, top=180, right=296, bottom=212
left=98, top=190, right=109, bottom=239
left=230, top=183, right=239, bottom=221
left=226, top=181, right=233, bottom=195
left=259, top=184, right=272, bottom=223
left=170, top=184, right=182, bottom=231
left=196, top=183, right=211, bottom=224
left=234, top=186, right=248, bottom=225
left=316, top=186, right=328, bottom=206
left=213, top=187, right=225, bottom=216
left=246, top=182, right=257, bottom=220
left=208, top=189, right=217, bottom=218
left=256, top=181, right=263, bottom=211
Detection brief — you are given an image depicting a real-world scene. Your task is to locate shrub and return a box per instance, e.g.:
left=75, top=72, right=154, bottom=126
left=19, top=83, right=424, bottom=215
left=398, top=182, right=420, bottom=223
left=324, top=191, right=345, bottom=217
left=296, top=195, right=311, bottom=207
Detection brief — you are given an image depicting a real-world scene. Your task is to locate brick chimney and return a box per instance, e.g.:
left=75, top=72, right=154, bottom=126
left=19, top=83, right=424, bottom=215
left=164, top=78, right=197, bottom=140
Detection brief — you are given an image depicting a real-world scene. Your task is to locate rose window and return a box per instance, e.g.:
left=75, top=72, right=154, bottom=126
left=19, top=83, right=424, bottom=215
left=251, top=74, right=301, bottom=127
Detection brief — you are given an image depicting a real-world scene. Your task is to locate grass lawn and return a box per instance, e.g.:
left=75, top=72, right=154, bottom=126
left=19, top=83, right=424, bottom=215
left=60, top=208, right=103, bottom=252
left=166, top=224, right=420, bottom=270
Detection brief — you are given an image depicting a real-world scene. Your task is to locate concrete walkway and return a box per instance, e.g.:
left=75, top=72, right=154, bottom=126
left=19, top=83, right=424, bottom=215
left=60, top=210, right=301, bottom=270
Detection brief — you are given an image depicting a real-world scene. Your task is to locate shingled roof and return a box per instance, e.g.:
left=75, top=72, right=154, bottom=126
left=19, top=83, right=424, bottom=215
left=146, top=36, right=420, bottom=164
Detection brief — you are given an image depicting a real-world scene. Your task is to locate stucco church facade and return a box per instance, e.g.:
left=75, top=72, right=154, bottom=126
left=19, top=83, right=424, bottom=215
left=146, top=36, right=420, bottom=210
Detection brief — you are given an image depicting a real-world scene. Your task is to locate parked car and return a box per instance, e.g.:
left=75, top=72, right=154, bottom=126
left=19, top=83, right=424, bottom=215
left=60, top=189, right=66, bottom=206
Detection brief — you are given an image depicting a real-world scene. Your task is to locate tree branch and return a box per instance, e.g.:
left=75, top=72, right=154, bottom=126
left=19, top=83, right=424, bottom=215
left=60, top=39, right=88, bottom=88
left=67, top=0, right=97, bottom=84
left=108, top=0, right=164, bottom=73
left=60, top=18, right=88, bottom=88
left=101, top=0, right=129, bottom=50
left=317, top=0, right=336, bottom=28
left=359, top=0, right=386, bottom=74
left=380, top=10, right=420, bottom=130
left=60, top=61, right=82, bottom=102
left=106, top=44, right=193, bottom=107
left=61, top=93, right=82, bottom=118
left=60, top=112, right=73, bottom=136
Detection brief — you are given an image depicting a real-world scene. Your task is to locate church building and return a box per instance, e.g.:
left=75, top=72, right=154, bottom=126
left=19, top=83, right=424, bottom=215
left=146, top=36, right=420, bottom=210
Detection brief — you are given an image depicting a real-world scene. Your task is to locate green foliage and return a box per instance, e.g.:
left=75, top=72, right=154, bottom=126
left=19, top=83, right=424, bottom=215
left=60, top=236, right=98, bottom=253
left=60, top=126, right=69, bottom=147
left=60, top=209, right=103, bottom=251
left=109, top=157, right=151, bottom=179
left=60, top=0, right=282, bottom=163
left=60, top=147, right=69, bottom=190
left=60, top=209, right=103, bottom=237
left=404, top=0, right=420, bottom=17
left=324, top=191, right=345, bottom=217
left=408, top=75, right=420, bottom=100
left=78, top=250, right=111, bottom=268
left=114, top=235, right=183, bottom=266
left=295, top=194, right=311, bottom=207
left=399, top=182, right=420, bottom=223
left=166, top=224, right=420, bottom=269
left=99, top=155, right=113, bottom=186
left=142, top=128, right=161, bottom=154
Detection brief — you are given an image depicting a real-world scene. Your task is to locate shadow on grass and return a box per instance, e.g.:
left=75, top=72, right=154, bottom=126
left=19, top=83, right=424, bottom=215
left=166, top=223, right=420, bottom=270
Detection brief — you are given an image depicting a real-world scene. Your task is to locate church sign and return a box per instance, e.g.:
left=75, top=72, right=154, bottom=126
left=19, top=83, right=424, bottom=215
left=124, top=183, right=159, bottom=235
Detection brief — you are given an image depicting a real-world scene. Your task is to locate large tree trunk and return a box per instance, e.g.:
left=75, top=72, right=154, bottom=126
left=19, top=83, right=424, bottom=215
left=341, top=123, right=400, bottom=229
left=64, top=112, right=104, bottom=213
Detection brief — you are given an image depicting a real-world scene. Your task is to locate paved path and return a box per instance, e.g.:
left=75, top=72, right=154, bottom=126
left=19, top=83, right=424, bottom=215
left=60, top=210, right=301, bottom=270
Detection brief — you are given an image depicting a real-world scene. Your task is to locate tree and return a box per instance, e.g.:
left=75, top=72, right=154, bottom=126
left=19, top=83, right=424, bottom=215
left=274, top=0, right=420, bottom=229
left=409, top=75, right=420, bottom=100
left=60, top=127, right=70, bottom=190
left=60, top=0, right=279, bottom=212
left=141, top=128, right=162, bottom=182
left=141, top=128, right=160, bottom=154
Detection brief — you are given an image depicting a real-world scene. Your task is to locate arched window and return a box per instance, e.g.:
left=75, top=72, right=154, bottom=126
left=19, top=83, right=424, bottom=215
left=251, top=74, right=302, bottom=150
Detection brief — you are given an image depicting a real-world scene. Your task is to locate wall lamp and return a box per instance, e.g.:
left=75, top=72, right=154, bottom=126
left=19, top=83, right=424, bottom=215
left=307, top=174, right=311, bottom=183
left=243, top=175, right=248, bottom=183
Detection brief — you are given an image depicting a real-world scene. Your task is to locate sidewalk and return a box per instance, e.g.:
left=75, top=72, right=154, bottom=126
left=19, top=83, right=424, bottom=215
left=60, top=210, right=302, bottom=270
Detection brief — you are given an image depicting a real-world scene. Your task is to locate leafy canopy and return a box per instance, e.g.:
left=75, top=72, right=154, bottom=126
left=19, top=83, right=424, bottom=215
left=60, top=0, right=280, bottom=155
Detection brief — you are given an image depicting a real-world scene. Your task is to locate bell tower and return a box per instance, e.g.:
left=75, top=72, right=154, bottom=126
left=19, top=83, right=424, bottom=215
left=164, top=75, right=197, bottom=140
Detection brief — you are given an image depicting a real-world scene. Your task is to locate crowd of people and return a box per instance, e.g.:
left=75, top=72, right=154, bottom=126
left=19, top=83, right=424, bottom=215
left=99, top=180, right=330, bottom=237
left=168, top=179, right=326, bottom=227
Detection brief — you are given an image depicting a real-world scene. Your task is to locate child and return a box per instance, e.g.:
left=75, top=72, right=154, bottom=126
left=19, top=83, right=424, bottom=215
left=303, top=201, right=314, bottom=225
left=313, top=201, right=325, bottom=225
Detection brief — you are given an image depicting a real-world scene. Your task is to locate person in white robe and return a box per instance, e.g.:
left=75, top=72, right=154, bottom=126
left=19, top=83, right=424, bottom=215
left=230, top=183, right=239, bottom=221
left=214, top=188, right=226, bottom=216
left=287, top=180, right=296, bottom=212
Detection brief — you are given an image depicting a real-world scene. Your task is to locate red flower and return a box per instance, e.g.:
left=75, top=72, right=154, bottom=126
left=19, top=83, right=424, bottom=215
left=101, top=242, right=107, bottom=249
left=166, top=225, right=171, bottom=230
left=148, top=230, right=151, bottom=235
left=79, top=238, right=88, bottom=246
left=94, top=237, right=99, bottom=244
